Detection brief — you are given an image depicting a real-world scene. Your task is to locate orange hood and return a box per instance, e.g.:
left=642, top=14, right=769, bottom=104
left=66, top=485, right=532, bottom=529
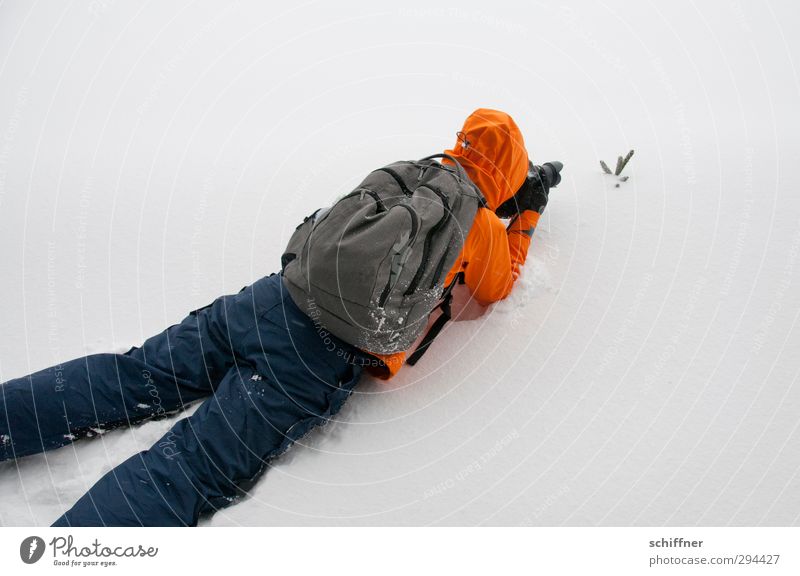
left=444, top=108, right=529, bottom=210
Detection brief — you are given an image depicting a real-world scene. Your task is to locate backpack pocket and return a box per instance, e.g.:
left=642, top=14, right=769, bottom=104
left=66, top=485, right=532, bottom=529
left=304, top=191, right=418, bottom=309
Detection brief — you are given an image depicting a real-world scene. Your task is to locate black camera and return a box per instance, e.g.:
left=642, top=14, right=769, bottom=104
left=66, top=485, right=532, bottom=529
left=495, top=160, right=563, bottom=218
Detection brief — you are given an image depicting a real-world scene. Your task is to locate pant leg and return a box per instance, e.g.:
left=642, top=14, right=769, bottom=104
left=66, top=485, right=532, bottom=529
left=51, top=361, right=360, bottom=526
left=0, top=353, right=203, bottom=461
left=0, top=285, right=245, bottom=462
left=51, top=272, right=369, bottom=526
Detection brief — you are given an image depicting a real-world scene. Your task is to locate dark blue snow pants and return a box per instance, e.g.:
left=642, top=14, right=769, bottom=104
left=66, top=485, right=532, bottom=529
left=0, top=272, right=367, bottom=526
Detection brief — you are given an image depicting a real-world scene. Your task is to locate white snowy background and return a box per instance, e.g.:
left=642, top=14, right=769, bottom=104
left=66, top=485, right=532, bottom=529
left=0, top=0, right=798, bottom=526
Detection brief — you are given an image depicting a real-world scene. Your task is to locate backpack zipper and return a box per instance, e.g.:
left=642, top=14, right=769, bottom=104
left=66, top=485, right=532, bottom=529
left=427, top=190, right=464, bottom=289
left=429, top=239, right=453, bottom=290
left=347, top=188, right=386, bottom=210
left=311, top=188, right=385, bottom=235
left=404, top=185, right=450, bottom=296
left=377, top=203, right=420, bottom=307
left=374, top=167, right=413, bottom=196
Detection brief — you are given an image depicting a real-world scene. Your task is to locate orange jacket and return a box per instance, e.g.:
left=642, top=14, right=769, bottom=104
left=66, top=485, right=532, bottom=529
left=367, top=109, right=537, bottom=379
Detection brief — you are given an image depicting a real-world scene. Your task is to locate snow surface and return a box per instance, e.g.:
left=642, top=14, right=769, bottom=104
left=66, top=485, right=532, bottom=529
left=1, top=0, right=799, bottom=526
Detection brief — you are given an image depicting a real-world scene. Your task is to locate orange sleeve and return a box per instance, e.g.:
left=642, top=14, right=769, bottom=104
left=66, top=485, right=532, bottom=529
left=507, top=209, right=540, bottom=280
left=463, top=208, right=540, bottom=305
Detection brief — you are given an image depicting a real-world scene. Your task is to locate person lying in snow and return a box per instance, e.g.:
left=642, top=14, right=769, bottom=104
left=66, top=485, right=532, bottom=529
left=0, top=108, right=562, bottom=526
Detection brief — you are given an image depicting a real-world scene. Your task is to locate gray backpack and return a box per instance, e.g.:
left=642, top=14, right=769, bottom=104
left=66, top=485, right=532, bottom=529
left=281, top=153, right=485, bottom=358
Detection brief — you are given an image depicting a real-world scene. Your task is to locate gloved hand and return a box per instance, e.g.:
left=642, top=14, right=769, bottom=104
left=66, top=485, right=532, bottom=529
left=495, top=160, right=563, bottom=218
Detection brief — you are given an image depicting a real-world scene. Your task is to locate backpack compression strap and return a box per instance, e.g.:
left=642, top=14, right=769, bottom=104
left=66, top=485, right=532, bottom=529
left=406, top=272, right=465, bottom=366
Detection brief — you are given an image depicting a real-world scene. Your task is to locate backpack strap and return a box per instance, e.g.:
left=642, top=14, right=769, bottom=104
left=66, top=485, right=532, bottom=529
left=417, top=153, right=488, bottom=208
left=406, top=272, right=465, bottom=366
left=417, top=153, right=468, bottom=181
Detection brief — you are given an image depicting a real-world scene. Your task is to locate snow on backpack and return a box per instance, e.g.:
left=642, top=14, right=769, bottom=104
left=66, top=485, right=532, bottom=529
left=280, top=153, right=485, bottom=360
